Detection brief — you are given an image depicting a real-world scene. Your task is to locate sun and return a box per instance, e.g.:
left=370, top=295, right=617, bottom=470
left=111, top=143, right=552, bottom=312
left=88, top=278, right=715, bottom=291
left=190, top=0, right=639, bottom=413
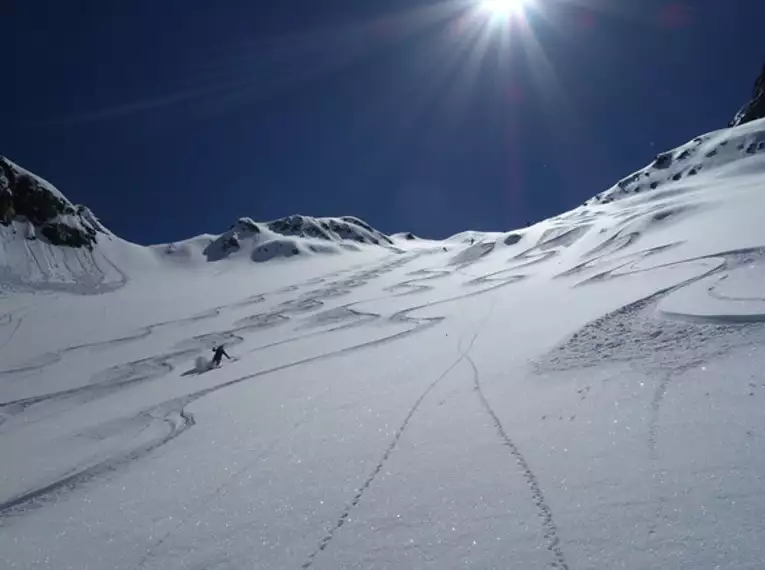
left=479, top=0, right=529, bottom=19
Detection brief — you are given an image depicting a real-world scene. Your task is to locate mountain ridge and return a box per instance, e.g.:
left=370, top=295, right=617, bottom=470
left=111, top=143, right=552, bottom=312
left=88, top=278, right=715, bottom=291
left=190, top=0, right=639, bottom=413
left=3, top=115, right=765, bottom=293
left=0, top=156, right=407, bottom=270
left=6, top=119, right=765, bottom=255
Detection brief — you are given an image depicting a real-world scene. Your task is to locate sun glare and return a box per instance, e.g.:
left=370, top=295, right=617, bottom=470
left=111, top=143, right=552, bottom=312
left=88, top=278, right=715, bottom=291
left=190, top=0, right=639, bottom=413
left=479, top=0, right=528, bottom=19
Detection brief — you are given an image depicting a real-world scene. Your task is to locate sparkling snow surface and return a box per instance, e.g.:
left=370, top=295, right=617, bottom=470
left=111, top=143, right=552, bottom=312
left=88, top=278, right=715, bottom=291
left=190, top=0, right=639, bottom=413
left=4, top=121, right=765, bottom=569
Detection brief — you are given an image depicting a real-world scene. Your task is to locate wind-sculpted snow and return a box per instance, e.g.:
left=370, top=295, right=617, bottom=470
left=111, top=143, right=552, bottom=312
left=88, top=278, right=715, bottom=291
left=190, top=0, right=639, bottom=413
left=534, top=246, right=765, bottom=560
left=538, top=250, right=765, bottom=372
left=505, top=224, right=592, bottom=270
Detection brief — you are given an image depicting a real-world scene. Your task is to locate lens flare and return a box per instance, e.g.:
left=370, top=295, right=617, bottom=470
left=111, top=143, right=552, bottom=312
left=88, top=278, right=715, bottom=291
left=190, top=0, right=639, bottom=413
left=479, top=0, right=528, bottom=19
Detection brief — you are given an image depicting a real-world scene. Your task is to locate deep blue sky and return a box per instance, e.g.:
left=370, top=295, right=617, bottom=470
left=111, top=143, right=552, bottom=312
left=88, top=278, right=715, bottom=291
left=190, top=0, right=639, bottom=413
left=2, top=0, right=762, bottom=244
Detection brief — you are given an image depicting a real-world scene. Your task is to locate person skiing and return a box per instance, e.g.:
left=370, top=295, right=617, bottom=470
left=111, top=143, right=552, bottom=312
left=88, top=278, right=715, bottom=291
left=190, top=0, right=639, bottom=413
left=211, top=345, right=231, bottom=367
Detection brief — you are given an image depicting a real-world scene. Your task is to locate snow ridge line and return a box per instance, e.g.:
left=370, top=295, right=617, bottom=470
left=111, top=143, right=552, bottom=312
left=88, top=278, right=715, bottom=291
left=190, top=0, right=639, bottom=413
left=300, top=314, right=493, bottom=569
left=468, top=353, right=570, bottom=570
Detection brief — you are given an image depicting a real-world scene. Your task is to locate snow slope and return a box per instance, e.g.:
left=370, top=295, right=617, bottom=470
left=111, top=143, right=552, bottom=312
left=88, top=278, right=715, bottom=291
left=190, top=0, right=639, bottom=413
left=4, top=119, right=765, bottom=569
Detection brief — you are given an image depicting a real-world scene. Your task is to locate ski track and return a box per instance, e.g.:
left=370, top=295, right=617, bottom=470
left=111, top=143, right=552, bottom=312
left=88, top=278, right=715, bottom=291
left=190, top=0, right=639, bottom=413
left=646, top=356, right=709, bottom=539
left=0, top=311, right=23, bottom=353
left=0, top=306, right=227, bottom=376
left=0, top=256, right=423, bottom=419
left=299, top=304, right=496, bottom=569
left=466, top=301, right=571, bottom=570
left=465, top=268, right=527, bottom=287
left=135, top=390, right=331, bottom=569
left=0, top=265, right=526, bottom=520
left=0, top=402, right=195, bottom=518
left=555, top=242, right=685, bottom=284
left=5, top=237, right=756, bottom=531
left=536, top=246, right=765, bottom=543
left=384, top=269, right=453, bottom=296
left=0, top=254, right=415, bottom=378
left=501, top=224, right=593, bottom=271
left=8, top=209, right=765, bottom=566
left=646, top=369, right=671, bottom=539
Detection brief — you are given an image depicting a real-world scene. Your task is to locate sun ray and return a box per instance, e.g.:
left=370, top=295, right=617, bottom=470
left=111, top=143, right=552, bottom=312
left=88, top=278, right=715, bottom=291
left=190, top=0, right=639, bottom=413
left=480, top=0, right=529, bottom=19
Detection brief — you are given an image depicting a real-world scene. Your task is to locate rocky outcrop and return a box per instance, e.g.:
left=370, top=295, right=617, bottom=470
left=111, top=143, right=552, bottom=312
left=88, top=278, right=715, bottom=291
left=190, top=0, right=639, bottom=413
left=266, top=215, right=393, bottom=246
left=731, top=61, right=765, bottom=127
left=0, top=157, right=105, bottom=249
left=199, top=214, right=396, bottom=263
left=1, top=157, right=401, bottom=264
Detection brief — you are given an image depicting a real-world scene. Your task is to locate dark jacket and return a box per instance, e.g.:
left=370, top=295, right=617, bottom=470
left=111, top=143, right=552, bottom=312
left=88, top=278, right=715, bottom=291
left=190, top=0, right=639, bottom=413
left=212, top=346, right=230, bottom=362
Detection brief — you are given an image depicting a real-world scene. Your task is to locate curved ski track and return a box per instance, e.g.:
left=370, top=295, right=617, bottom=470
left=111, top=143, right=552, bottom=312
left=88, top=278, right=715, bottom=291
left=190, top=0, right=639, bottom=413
left=0, top=403, right=195, bottom=517
left=0, top=255, right=424, bottom=419
left=299, top=301, right=498, bottom=568
left=0, top=264, right=526, bottom=522
left=135, top=388, right=333, bottom=569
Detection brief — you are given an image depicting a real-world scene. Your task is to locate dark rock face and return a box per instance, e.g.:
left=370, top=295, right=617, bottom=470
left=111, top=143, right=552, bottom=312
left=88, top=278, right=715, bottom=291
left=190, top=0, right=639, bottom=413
left=504, top=233, right=522, bottom=246
left=40, top=222, right=96, bottom=248
left=0, top=157, right=104, bottom=249
left=231, top=217, right=260, bottom=235
left=223, top=235, right=241, bottom=252
left=0, top=186, right=13, bottom=224
left=731, top=61, right=765, bottom=127
left=267, top=214, right=393, bottom=245
left=652, top=152, right=673, bottom=170
left=268, top=215, right=330, bottom=240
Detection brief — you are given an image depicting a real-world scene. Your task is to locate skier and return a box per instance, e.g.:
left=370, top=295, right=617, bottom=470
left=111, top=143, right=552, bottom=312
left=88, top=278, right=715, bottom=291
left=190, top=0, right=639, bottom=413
left=211, top=345, right=231, bottom=367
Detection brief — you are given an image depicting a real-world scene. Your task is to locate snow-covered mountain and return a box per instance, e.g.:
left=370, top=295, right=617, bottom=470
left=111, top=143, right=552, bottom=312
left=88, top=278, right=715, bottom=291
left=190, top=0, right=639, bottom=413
left=0, top=158, right=407, bottom=292
left=158, top=214, right=398, bottom=265
left=0, top=156, right=110, bottom=248
left=4, top=117, right=765, bottom=570
left=586, top=119, right=765, bottom=205
left=0, top=157, right=130, bottom=293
